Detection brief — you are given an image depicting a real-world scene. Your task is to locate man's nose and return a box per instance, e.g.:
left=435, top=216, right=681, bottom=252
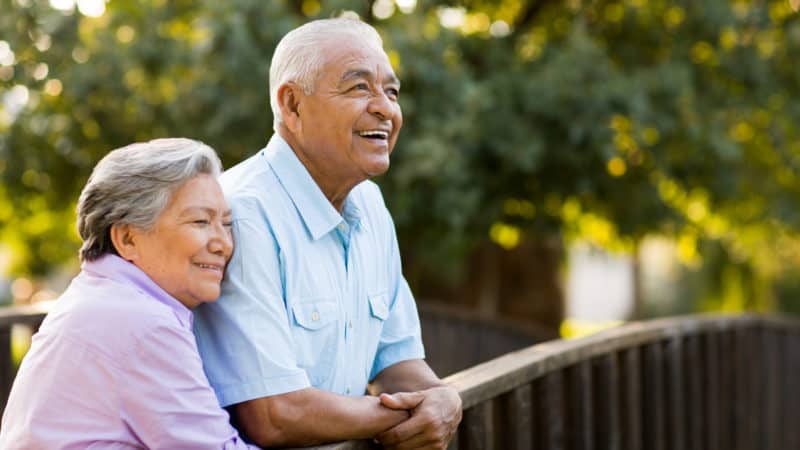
left=367, top=91, right=396, bottom=120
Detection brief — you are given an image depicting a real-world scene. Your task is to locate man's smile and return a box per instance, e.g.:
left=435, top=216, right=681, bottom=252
left=356, top=129, right=390, bottom=141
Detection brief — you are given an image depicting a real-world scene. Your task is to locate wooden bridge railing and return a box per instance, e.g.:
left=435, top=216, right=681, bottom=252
left=304, top=314, right=799, bottom=450
left=0, top=303, right=48, bottom=414
left=0, top=306, right=796, bottom=449
left=417, top=302, right=557, bottom=377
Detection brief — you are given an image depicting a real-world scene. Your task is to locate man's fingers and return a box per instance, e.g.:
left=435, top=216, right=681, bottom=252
left=379, top=386, right=461, bottom=449
left=382, top=431, right=438, bottom=450
left=376, top=414, right=425, bottom=445
left=379, top=391, right=425, bottom=410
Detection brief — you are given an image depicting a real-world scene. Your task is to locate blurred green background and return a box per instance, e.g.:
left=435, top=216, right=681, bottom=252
left=2, top=0, right=800, bottom=335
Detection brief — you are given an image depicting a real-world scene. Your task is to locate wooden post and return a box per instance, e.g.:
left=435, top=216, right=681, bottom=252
left=504, top=384, right=534, bottom=450
left=664, top=336, right=685, bottom=450
left=593, top=353, right=621, bottom=450
left=0, top=327, right=12, bottom=415
left=762, top=328, right=780, bottom=450
left=703, top=331, right=721, bottom=450
left=642, top=342, right=665, bottom=450
left=619, top=347, right=642, bottom=450
left=566, top=361, right=593, bottom=450
left=717, top=330, right=734, bottom=450
left=463, top=401, right=494, bottom=450
left=733, top=326, right=752, bottom=450
left=787, top=330, right=800, bottom=450
left=537, top=371, right=565, bottom=450
left=775, top=330, right=787, bottom=450
left=683, top=334, right=703, bottom=450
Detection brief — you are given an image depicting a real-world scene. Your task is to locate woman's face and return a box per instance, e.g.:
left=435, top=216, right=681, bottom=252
left=127, top=174, right=233, bottom=309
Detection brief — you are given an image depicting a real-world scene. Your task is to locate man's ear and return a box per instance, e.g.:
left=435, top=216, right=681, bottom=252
left=277, top=82, right=303, bottom=134
left=110, top=223, right=139, bottom=262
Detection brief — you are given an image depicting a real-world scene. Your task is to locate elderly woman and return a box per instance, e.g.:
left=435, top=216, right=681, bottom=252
left=0, top=139, right=258, bottom=449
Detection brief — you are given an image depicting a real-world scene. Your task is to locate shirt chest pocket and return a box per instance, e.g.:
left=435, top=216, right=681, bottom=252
left=290, top=300, right=340, bottom=386
left=363, top=292, right=390, bottom=380
left=368, top=293, right=389, bottom=321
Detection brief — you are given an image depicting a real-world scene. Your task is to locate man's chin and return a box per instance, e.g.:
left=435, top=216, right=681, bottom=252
left=364, top=160, right=390, bottom=178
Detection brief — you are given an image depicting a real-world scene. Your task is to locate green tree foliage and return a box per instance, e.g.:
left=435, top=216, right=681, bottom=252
left=1, top=0, right=800, bottom=312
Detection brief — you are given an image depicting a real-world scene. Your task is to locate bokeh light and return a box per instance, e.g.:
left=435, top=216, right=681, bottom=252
left=77, top=0, right=106, bottom=17
left=48, top=0, right=75, bottom=13
left=0, top=41, right=15, bottom=66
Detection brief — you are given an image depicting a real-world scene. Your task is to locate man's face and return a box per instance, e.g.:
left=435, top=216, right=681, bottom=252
left=293, top=37, right=403, bottom=187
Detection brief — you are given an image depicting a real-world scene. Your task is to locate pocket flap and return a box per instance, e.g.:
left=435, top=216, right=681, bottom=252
left=292, top=301, right=338, bottom=330
left=368, top=293, right=389, bottom=321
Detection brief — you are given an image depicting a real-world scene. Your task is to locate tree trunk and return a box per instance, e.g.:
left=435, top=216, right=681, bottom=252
left=406, top=235, right=566, bottom=334
left=630, top=240, right=643, bottom=321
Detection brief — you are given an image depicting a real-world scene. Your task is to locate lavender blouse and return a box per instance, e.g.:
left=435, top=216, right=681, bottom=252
left=0, top=254, right=257, bottom=449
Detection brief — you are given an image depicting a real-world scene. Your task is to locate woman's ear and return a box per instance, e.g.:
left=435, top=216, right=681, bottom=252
left=277, top=82, right=303, bottom=134
left=110, top=223, right=138, bottom=262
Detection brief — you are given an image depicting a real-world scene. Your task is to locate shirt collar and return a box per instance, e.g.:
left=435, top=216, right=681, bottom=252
left=81, top=254, right=193, bottom=329
left=342, top=197, right=363, bottom=231
left=263, top=134, right=362, bottom=240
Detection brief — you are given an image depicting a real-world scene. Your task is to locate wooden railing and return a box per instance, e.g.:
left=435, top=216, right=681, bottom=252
left=303, top=314, right=799, bottom=450
left=1, top=306, right=796, bottom=449
left=0, top=303, right=48, bottom=414
left=417, top=302, right=557, bottom=377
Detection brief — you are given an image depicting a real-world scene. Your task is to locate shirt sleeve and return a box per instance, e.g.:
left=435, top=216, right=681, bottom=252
left=193, top=200, right=311, bottom=406
left=369, top=205, right=426, bottom=381
left=120, top=319, right=259, bottom=450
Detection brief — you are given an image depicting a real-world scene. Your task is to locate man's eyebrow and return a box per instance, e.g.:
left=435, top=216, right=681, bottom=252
left=339, top=69, right=371, bottom=86
left=338, top=68, right=401, bottom=87
left=384, top=72, right=401, bottom=87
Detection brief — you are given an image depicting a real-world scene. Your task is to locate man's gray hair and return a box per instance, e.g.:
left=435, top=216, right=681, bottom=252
left=269, top=18, right=384, bottom=130
left=77, top=138, right=222, bottom=262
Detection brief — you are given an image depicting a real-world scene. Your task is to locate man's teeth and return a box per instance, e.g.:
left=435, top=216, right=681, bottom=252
left=197, top=264, right=219, bottom=270
left=359, top=130, right=388, bottom=139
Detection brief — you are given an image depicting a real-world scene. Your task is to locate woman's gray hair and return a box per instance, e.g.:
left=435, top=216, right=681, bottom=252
left=77, top=138, right=222, bottom=262
left=269, top=18, right=384, bottom=130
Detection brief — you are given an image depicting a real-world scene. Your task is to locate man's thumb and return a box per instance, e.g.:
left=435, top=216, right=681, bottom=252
left=379, top=391, right=424, bottom=410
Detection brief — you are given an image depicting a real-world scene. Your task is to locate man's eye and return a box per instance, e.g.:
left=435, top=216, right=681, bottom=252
left=223, top=222, right=233, bottom=228
left=193, top=220, right=210, bottom=226
left=353, top=83, right=369, bottom=91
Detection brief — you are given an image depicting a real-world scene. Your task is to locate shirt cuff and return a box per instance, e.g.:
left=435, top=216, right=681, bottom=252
left=370, top=339, right=426, bottom=381
left=215, top=370, right=311, bottom=407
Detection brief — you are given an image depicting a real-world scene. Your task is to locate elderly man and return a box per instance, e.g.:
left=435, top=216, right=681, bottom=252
left=193, top=18, right=462, bottom=449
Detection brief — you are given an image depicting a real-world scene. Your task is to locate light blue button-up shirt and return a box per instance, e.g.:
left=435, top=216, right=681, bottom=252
left=194, top=135, right=425, bottom=407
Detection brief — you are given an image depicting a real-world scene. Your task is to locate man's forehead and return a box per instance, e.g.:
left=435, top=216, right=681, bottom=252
left=319, top=39, right=397, bottom=76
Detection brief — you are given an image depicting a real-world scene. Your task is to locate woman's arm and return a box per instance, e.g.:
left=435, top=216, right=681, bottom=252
left=121, top=320, right=258, bottom=450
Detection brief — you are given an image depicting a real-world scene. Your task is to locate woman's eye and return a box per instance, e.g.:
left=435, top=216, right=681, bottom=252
left=387, top=88, right=399, bottom=98
left=222, top=222, right=233, bottom=228
left=193, top=220, right=210, bottom=226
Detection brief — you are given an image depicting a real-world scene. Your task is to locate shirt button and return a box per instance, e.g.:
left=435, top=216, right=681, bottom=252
left=345, top=387, right=351, bottom=394
left=311, top=311, right=320, bottom=321
left=348, top=320, right=353, bottom=329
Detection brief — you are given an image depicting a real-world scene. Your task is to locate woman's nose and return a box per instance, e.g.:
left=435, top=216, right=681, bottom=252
left=209, top=222, right=233, bottom=259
